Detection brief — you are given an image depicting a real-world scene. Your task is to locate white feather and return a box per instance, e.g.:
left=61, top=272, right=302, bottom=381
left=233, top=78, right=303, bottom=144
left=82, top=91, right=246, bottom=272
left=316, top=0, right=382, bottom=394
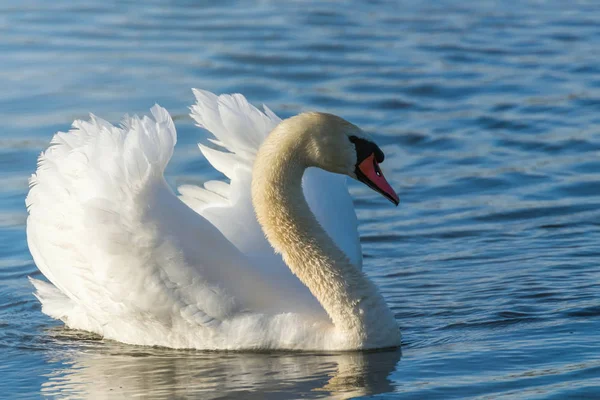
left=27, top=91, right=367, bottom=350
left=184, top=90, right=363, bottom=269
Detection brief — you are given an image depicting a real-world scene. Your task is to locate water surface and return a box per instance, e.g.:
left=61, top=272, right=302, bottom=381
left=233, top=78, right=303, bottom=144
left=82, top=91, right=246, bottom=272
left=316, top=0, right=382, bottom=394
left=1, top=0, right=600, bottom=398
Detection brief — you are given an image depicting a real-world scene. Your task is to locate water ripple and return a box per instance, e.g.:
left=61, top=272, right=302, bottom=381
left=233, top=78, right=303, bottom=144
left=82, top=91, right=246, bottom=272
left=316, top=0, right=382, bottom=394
left=1, top=0, right=600, bottom=398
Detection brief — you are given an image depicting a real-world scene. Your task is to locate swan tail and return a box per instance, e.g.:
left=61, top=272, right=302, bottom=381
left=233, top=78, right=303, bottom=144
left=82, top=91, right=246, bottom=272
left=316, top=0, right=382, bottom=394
left=29, top=277, right=71, bottom=319
left=29, top=277, right=102, bottom=333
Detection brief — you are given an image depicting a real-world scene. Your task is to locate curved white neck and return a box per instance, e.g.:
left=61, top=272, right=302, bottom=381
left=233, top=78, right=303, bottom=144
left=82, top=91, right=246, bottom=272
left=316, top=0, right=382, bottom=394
left=251, top=121, right=400, bottom=349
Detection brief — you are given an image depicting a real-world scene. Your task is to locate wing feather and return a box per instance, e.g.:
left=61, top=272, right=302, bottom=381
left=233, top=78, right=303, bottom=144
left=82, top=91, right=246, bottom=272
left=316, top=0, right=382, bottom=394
left=182, top=90, right=363, bottom=272
left=27, top=91, right=362, bottom=348
left=27, top=105, right=315, bottom=346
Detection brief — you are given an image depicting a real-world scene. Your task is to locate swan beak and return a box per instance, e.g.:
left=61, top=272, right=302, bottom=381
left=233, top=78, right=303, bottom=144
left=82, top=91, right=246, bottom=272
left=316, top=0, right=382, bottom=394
left=356, top=154, right=399, bottom=206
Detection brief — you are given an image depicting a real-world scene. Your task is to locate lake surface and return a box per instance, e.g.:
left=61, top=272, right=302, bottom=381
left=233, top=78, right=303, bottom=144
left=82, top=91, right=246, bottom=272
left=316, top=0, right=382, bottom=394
left=1, top=0, right=600, bottom=398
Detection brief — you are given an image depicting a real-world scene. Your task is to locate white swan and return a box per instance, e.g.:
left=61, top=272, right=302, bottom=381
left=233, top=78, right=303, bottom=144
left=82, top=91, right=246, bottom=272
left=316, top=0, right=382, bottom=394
left=26, top=89, right=401, bottom=351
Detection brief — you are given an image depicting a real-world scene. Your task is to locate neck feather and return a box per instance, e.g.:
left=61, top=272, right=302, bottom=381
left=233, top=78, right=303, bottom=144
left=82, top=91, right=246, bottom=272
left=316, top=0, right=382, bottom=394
left=251, top=124, right=400, bottom=348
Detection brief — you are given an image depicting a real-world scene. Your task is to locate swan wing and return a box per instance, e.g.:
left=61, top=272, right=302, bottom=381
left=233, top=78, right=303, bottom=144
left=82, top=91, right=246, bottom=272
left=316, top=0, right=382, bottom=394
left=26, top=106, right=314, bottom=344
left=180, top=90, right=362, bottom=276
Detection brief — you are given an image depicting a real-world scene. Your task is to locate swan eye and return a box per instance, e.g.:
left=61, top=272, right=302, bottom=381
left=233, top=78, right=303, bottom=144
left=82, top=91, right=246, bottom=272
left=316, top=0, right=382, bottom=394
left=374, top=160, right=382, bottom=177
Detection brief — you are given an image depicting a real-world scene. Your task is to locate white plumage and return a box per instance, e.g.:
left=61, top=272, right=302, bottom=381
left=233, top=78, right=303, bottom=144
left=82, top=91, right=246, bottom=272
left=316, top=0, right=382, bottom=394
left=26, top=90, right=399, bottom=350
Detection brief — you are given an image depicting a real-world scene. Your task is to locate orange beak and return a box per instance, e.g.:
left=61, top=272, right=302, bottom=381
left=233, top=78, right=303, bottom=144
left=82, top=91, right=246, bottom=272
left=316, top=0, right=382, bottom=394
left=356, top=154, right=399, bottom=206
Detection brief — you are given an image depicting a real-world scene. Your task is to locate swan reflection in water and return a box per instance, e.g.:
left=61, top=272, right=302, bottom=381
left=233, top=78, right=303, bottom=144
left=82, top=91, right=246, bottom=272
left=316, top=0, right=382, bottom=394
left=41, top=330, right=401, bottom=399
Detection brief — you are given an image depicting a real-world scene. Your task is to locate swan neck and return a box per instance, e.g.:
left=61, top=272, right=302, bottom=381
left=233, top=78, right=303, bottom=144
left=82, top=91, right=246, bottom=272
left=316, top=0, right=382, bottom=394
left=251, top=124, right=399, bottom=348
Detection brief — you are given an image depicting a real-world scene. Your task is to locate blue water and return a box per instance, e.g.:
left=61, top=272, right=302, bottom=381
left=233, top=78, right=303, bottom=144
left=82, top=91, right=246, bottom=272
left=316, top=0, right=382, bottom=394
left=1, top=0, right=600, bottom=398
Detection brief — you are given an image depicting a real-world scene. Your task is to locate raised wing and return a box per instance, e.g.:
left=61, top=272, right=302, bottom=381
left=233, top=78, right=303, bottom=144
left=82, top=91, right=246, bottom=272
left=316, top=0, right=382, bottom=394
left=180, top=90, right=363, bottom=277
left=26, top=106, right=321, bottom=344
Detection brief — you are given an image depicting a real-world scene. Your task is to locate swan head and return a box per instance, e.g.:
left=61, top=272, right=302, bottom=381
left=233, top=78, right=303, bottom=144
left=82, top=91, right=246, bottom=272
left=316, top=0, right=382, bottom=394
left=291, top=112, right=399, bottom=206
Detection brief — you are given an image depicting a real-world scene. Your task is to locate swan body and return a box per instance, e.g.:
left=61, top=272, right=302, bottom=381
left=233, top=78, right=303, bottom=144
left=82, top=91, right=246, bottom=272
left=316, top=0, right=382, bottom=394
left=26, top=90, right=401, bottom=350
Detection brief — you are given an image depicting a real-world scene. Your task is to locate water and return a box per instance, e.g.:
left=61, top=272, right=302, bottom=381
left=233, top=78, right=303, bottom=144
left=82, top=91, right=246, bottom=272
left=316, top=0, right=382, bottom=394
left=1, top=0, right=599, bottom=398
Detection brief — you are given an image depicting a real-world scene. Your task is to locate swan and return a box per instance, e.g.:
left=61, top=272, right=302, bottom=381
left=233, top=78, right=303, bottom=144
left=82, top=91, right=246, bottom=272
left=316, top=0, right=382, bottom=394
left=26, top=89, right=401, bottom=351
